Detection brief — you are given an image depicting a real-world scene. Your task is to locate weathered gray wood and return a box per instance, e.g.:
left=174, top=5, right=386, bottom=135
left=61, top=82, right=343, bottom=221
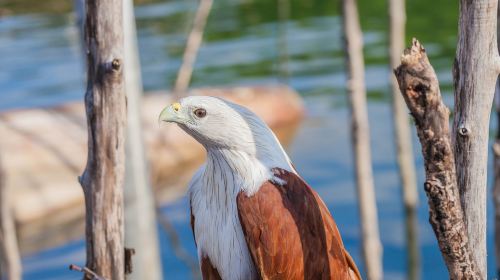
left=0, top=156, right=21, bottom=280
left=173, top=0, right=213, bottom=95
left=452, top=1, right=500, bottom=277
left=79, top=0, right=126, bottom=279
left=388, top=0, right=420, bottom=279
left=122, top=0, right=163, bottom=279
left=394, top=39, right=479, bottom=279
left=341, top=0, right=383, bottom=278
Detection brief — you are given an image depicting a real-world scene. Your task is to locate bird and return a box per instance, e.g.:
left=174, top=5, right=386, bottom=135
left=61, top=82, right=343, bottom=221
left=159, top=96, right=361, bottom=280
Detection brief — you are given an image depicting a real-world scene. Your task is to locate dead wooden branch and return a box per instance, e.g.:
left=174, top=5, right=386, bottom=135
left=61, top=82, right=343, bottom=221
left=0, top=156, right=21, bottom=280
left=394, top=38, right=479, bottom=279
left=453, top=1, right=500, bottom=277
left=80, top=0, right=126, bottom=279
left=388, top=0, right=420, bottom=278
left=69, top=264, right=105, bottom=280
left=341, top=0, right=383, bottom=278
left=173, top=0, right=213, bottom=96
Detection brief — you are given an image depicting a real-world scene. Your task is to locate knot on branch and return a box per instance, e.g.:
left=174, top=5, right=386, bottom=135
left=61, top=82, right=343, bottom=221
left=111, top=59, right=121, bottom=72
left=458, top=123, right=469, bottom=137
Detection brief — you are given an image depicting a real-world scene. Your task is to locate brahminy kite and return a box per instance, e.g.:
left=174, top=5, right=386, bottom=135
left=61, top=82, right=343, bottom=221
left=159, top=96, right=361, bottom=280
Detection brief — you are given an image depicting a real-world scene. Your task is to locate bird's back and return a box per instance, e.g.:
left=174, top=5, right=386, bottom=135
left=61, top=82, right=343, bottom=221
left=236, top=168, right=361, bottom=280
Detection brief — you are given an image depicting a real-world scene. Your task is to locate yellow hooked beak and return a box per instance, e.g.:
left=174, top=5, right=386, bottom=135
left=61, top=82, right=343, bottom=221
left=158, top=102, right=184, bottom=124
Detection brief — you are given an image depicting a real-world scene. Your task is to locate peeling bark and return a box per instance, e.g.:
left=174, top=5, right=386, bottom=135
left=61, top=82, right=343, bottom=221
left=341, top=0, right=383, bottom=278
left=394, top=39, right=479, bottom=279
left=80, top=0, right=126, bottom=279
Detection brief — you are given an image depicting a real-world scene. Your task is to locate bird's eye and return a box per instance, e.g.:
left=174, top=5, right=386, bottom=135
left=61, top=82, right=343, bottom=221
left=194, top=108, right=207, bottom=118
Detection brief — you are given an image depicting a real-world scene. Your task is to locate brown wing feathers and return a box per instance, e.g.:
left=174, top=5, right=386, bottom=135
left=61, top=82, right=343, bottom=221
left=237, top=168, right=360, bottom=280
left=200, top=256, right=222, bottom=280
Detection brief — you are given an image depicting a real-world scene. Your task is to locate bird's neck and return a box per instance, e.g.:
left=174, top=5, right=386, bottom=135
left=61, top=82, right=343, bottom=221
left=203, top=148, right=272, bottom=196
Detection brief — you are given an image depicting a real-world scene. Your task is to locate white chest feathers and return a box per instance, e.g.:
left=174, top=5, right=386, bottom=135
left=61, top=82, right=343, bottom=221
left=189, top=168, right=258, bottom=280
left=188, top=142, right=294, bottom=279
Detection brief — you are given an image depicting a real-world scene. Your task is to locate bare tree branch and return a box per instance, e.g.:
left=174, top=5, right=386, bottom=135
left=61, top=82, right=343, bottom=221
left=173, top=0, right=213, bottom=96
left=394, top=38, right=479, bottom=279
left=69, top=264, right=106, bottom=280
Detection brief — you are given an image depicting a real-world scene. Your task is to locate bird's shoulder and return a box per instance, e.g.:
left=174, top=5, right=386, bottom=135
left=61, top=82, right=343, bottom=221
left=236, top=168, right=360, bottom=280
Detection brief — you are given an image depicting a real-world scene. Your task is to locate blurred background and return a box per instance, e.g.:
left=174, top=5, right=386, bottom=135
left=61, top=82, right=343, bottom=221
left=0, top=0, right=490, bottom=279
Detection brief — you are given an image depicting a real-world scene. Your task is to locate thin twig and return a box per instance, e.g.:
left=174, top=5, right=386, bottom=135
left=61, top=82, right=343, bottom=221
left=69, top=264, right=106, bottom=280
left=173, top=0, right=213, bottom=97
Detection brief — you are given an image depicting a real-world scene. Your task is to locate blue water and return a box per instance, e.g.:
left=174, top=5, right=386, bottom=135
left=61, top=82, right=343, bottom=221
left=1, top=0, right=496, bottom=279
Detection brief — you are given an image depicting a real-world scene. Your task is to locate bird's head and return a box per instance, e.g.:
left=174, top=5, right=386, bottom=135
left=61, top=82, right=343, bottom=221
left=159, top=96, right=261, bottom=151
left=159, top=96, right=292, bottom=165
left=159, top=96, right=295, bottom=188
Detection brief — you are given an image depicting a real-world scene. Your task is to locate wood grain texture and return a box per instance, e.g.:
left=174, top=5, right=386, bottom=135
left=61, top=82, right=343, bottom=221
left=453, top=1, right=500, bottom=277
left=394, top=39, right=479, bottom=279
left=341, top=0, right=383, bottom=278
left=79, top=0, right=126, bottom=279
left=236, top=168, right=361, bottom=280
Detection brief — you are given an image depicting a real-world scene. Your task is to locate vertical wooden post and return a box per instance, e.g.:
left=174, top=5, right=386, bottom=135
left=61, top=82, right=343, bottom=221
left=173, top=0, right=213, bottom=96
left=341, top=0, right=383, bottom=278
left=453, top=0, right=500, bottom=277
left=123, top=0, right=163, bottom=279
left=79, top=0, right=126, bottom=279
left=388, top=0, right=420, bottom=279
left=0, top=156, right=21, bottom=280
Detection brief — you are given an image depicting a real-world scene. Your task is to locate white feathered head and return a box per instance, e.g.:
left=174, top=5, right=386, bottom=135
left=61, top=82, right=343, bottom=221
left=158, top=96, right=293, bottom=171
